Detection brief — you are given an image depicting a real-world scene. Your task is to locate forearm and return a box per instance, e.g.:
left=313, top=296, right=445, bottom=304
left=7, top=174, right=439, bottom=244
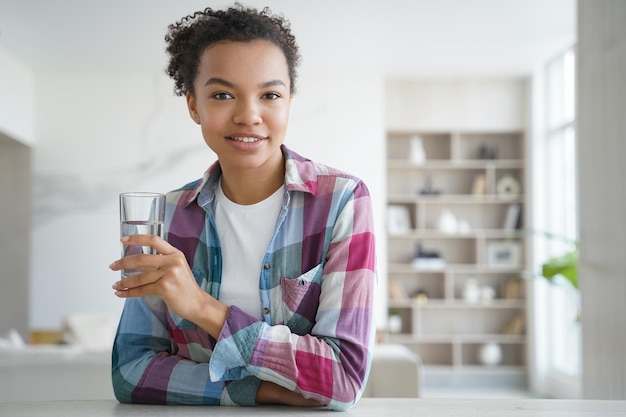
left=113, top=346, right=223, bottom=405
left=113, top=297, right=226, bottom=405
left=256, top=381, right=323, bottom=407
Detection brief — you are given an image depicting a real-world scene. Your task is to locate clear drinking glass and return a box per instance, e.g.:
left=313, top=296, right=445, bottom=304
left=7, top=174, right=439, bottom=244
left=119, top=192, right=165, bottom=278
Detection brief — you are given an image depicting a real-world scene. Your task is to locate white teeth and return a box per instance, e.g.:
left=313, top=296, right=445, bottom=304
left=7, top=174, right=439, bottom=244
left=230, top=137, right=260, bottom=143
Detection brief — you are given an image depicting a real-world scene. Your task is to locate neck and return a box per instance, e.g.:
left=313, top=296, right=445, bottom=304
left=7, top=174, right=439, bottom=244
left=219, top=157, right=285, bottom=205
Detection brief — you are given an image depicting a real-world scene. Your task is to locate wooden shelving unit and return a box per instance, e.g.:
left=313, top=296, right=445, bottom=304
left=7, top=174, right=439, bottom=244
left=385, top=127, right=529, bottom=386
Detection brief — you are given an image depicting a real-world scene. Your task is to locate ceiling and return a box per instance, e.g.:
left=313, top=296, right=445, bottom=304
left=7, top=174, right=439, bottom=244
left=0, top=0, right=576, bottom=77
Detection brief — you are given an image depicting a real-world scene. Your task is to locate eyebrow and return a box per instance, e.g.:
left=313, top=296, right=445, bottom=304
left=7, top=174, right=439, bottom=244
left=204, top=77, right=286, bottom=89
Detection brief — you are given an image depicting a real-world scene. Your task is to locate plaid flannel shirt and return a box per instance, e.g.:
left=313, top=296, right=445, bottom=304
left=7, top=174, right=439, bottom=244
left=112, top=146, right=376, bottom=410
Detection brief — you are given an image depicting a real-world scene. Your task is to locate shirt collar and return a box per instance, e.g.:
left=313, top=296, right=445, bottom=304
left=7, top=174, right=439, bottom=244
left=182, top=145, right=319, bottom=208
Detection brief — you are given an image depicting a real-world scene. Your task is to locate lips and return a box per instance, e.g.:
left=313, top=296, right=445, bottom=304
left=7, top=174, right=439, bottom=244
left=227, top=136, right=261, bottom=143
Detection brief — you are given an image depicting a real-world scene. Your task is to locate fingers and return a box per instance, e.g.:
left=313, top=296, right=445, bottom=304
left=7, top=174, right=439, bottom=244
left=110, top=235, right=189, bottom=300
left=112, top=270, right=163, bottom=298
left=112, top=268, right=163, bottom=291
left=110, top=234, right=179, bottom=274
left=120, top=234, right=178, bottom=255
left=109, top=252, right=163, bottom=274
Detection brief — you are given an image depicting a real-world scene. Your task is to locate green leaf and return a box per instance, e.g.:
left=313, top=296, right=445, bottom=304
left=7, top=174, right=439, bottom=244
left=541, top=251, right=578, bottom=289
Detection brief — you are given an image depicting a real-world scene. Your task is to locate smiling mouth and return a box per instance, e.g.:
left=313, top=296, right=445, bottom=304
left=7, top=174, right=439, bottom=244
left=228, top=136, right=262, bottom=143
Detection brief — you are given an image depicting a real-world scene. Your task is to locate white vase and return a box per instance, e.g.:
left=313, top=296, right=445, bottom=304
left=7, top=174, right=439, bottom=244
left=478, top=342, right=503, bottom=366
left=437, top=208, right=457, bottom=234
left=409, top=135, right=426, bottom=165
left=388, top=315, right=403, bottom=334
left=463, top=278, right=480, bottom=303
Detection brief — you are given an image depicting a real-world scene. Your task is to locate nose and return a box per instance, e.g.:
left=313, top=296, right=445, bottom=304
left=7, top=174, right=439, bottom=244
left=232, top=98, right=262, bottom=125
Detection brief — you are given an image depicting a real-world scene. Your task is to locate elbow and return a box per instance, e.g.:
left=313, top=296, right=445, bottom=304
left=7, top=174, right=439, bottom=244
left=111, top=367, right=134, bottom=403
left=323, top=375, right=366, bottom=411
left=326, top=395, right=362, bottom=412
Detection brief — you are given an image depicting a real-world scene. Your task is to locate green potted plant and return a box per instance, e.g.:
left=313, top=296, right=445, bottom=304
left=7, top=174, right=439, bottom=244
left=541, top=249, right=578, bottom=289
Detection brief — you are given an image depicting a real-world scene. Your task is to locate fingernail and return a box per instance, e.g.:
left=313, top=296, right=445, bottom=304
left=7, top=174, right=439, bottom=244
left=121, top=236, right=130, bottom=242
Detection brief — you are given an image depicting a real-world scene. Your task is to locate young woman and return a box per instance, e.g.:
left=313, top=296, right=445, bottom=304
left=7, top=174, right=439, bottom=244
left=109, top=5, right=376, bottom=410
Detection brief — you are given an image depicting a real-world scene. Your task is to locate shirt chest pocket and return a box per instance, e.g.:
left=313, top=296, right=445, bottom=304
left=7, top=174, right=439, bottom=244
left=279, top=263, right=323, bottom=335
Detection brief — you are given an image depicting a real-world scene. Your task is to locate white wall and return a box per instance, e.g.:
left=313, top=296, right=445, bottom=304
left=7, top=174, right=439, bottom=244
left=0, top=46, right=35, bottom=340
left=29, top=70, right=387, bottom=330
left=386, top=78, right=528, bottom=131
left=578, top=0, right=626, bottom=400
left=0, top=46, right=36, bottom=146
left=30, top=72, right=207, bottom=328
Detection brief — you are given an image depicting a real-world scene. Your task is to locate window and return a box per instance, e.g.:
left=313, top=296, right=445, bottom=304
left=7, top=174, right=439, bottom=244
left=543, top=47, right=581, bottom=380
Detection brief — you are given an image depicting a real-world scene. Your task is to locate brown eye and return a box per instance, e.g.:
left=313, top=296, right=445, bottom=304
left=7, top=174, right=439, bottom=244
left=263, top=92, right=281, bottom=100
left=213, top=92, right=233, bottom=100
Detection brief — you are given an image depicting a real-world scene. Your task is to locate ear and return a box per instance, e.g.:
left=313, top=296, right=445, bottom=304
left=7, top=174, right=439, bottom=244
left=186, top=92, right=201, bottom=124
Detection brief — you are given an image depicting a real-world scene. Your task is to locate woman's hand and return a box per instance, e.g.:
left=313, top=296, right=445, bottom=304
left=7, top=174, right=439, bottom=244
left=109, top=234, right=228, bottom=338
left=256, top=381, right=324, bottom=407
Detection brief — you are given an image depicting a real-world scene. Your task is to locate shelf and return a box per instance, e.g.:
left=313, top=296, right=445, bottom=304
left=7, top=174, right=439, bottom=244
left=388, top=299, right=526, bottom=309
left=387, top=333, right=525, bottom=344
left=387, top=194, right=524, bottom=204
left=387, top=159, right=524, bottom=169
left=387, top=229, right=525, bottom=239
left=387, top=128, right=524, bottom=136
left=424, top=365, right=526, bottom=374
left=388, top=263, right=525, bottom=274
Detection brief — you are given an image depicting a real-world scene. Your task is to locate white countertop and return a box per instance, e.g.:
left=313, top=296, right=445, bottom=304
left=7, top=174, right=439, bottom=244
left=0, top=347, right=113, bottom=402
left=0, top=398, right=624, bottom=416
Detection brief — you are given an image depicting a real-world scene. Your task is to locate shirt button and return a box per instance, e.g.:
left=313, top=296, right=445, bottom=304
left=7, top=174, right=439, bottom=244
left=263, top=308, right=270, bottom=315
left=263, top=263, right=270, bottom=270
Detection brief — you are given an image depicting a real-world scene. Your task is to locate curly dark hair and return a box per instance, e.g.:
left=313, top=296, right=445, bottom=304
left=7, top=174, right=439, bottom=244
left=165, top=4, right=301, bottom=97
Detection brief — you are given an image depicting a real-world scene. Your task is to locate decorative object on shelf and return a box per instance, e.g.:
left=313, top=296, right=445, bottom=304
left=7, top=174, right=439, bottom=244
left=388, top=279, right=409, bottom=300
left=419, top=176, right=440, bottom=196
left=387, top=204, right=412, bottom=234
left=486, top=240, right=521, bottom=266
left=411, top=289, right=429, bottom=304
left=496, top=174, right=521, bottom=199
left=471, top=173, right=487, bottom=195
left=437, top=207, right=457, bottom=234
left=463, top=278, right=481, bottom=303
left=412, top=245, right=445, bottom=270
left=457, top=218, right=471, bottom=234
left=388, top=314, right=403, bottom=334
left=409, top=135, right=426, bottom=165
left=503, top=203, right=522, bottom=230
left=480, top=286, right=496, bottom=303
left=478, top=342, right=503, bottom=366
left=502, top=314, right=526, bottom=335
left=479, top=143, right=497, bottom=160
left=501, top=278, right=524, bottom=299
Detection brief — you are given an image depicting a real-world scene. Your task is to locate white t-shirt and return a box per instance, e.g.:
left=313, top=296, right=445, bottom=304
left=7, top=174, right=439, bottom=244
left=214, top=180, right=284, bottom=319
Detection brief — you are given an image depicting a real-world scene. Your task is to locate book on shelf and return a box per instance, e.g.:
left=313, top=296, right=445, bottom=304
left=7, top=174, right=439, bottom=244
left=502, top=314, right=526, bottom=335
left=388, top=279, right=409, bottom=300
left=501, top=278, right=525, bottom=299
left=503, top=203, right=522, bottom=230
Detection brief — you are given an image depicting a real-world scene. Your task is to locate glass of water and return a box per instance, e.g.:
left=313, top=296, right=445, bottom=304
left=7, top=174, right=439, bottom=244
left=119, top=192, right=165, bottom=278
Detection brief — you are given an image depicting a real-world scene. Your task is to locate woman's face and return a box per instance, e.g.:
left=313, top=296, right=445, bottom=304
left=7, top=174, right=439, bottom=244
left=186, top=40, right=291, bottom=175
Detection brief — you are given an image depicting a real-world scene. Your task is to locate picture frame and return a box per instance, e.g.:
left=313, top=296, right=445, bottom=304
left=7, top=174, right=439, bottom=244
left=387, top=204, right=412, bottom=234
left=486, top=240, right=521, bottom=266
